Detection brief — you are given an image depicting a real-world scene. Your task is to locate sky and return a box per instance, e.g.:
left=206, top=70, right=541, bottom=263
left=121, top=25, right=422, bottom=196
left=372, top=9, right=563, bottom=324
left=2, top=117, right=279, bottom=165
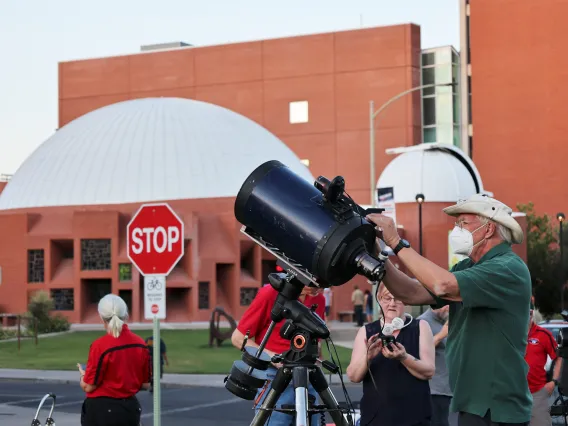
left=0, top=0, right=459, bottom=175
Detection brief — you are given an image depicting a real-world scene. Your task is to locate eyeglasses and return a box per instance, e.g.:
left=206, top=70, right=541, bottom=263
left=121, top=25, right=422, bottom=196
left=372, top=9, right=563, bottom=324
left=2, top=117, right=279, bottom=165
left=380, top=296, right=403, bottom=305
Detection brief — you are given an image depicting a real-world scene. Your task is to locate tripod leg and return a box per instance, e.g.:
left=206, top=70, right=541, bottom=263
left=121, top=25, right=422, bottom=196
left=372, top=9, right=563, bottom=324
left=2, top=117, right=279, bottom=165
left=293, top=367, right=310, bottom=426
left=250, top=367, right=293, bottom=426
left=310, top=367, right=350, bottom=426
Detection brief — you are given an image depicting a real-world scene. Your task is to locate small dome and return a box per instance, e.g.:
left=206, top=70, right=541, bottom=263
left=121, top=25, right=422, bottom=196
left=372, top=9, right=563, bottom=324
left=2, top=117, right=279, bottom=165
left=378, top=143, right=485, bottom=203
left=0, top=98, right=314, bottom=210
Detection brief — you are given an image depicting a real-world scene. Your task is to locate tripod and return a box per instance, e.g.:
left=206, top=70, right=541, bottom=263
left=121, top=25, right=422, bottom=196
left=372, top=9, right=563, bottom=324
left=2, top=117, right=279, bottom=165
left=225, top=272, right=353, bottom=426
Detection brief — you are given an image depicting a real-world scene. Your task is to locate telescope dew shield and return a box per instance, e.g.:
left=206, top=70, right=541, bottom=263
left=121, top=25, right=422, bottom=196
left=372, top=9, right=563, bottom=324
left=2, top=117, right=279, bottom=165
left=234, top=160, right=379, bottom=287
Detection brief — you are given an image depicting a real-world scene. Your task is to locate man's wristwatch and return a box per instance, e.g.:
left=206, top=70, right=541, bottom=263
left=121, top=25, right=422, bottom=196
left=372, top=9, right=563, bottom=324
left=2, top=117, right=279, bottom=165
left=552, top=379, right=559, bottom=387
left=393, top=239, right=411, bottom=255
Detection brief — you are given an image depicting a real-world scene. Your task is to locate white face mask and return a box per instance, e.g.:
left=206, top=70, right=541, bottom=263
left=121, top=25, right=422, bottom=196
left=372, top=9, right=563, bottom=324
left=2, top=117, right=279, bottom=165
left=449, top=224, right=486, bottom=256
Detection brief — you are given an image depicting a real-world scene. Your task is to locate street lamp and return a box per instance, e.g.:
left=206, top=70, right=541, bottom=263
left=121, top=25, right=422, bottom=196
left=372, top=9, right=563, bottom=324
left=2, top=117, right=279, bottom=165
left=558, top=212, right=566, bottom=311
left=415, top=193, right=425, bottom=255
left=369, top=82, right=455, bottom=206
left=416, top=193, right=425, bottom=313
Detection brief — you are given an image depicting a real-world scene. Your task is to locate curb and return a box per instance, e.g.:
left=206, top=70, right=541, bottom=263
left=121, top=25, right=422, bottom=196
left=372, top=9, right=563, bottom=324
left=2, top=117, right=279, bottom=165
left=0, top=376, right=226, bottom=389
left=0, top=374, right=354, bottom=388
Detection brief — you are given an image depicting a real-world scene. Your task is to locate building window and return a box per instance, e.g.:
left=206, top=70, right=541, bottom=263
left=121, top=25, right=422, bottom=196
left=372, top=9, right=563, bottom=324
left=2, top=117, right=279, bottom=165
left=289, top=101, right=309, bottom=124
left=422, top=52, right=436, bottom=66
left=28, top=249, right=45, bottom=283
left=198, top=281, right=209, bottom=310
left=424, top=127, right=437, bottom=143
left=453, top=125, right=461, bottom=147
left=50, top=288, right=74, bottom=311
left=240, top=287, right=258, bottom=306
left=81, top=239, right=111, bottom=271
left=423, top=98, right=436, bottom=126
left=422, top=68, right=436, bottom=96
left=119, top=263, right=132, bottom=282
left=453, top=94, right=460, bottom=124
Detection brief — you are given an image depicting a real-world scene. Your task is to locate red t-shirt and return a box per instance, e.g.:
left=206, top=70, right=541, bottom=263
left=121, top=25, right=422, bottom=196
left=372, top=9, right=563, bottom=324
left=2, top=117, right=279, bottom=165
left=237, top=286, right=326, bottom=355
left=525, top=323, right=557, bottom=393
left=83, top=324, right=151, bottom=399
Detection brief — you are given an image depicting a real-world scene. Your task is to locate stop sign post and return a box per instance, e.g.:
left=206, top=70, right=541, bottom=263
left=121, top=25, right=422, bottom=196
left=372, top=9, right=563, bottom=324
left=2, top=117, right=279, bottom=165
left=127, top=202, right=184, bottom=426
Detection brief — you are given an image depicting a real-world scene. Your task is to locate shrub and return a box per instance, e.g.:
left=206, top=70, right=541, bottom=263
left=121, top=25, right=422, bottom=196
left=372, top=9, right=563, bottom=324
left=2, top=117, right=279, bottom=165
left=27, top=291, right=71, bottom=334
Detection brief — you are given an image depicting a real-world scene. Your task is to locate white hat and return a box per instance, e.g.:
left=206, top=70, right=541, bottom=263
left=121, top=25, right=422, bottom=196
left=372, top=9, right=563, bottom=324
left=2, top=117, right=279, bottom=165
left=443, top=194, right=524, bottom=244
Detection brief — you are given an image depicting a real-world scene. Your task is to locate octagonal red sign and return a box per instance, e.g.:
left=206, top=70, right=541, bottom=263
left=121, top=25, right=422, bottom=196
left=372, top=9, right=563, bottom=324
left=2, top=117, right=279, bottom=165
left=127, top=203, right=184, bottom=276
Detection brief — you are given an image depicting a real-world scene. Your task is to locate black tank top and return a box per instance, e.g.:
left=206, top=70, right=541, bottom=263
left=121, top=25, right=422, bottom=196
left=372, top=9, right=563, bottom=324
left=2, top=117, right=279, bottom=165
left=359, top=317, right=432, bottom=426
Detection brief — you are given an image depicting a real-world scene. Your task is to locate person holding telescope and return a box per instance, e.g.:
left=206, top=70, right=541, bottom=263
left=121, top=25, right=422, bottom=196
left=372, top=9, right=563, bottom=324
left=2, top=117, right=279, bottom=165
left=366, top=194, right=532, bottom=426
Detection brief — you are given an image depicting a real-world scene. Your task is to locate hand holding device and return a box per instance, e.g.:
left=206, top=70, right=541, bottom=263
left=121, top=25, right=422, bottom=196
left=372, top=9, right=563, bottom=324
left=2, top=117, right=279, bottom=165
left=366, top=334, right=384, bottom=361
left=381, top=342, right=407, bottom=361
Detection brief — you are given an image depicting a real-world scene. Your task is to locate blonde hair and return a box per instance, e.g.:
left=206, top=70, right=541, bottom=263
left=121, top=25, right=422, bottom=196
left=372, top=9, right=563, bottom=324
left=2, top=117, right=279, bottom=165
left=98, top=294, right=128, bottom=338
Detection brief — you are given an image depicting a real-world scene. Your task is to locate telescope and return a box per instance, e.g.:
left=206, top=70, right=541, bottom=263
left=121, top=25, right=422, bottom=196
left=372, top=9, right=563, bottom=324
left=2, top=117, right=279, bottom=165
left=233, top=159, right=389, bottom=288
left=225, top=160, right=390, bottom=426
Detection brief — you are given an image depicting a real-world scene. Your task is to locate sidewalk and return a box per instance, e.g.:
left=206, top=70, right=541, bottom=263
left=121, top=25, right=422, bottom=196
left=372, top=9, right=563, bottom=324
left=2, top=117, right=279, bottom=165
left=0, top=368, right=352, bottom=388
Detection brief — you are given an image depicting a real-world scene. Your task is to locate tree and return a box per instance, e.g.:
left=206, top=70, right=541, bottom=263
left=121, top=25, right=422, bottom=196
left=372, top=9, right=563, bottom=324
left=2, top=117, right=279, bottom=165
left=517, top=202, right=564, bottom=318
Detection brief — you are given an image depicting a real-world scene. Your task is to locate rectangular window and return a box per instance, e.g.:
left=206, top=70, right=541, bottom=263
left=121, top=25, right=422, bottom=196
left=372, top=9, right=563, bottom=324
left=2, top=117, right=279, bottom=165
left=198, top=281, right=209, bottom=310
left=422, top=52, right=436, bottom=66
left=423, top=127, right=437, bottom=143
left=81, top=239, right=111, bottom=271
left=51, top=289, right=74, bottom=311
left=453, top=94, right=461, bottom=125
left=453, top=125, right=461, bottom=147
left=119, top=263, right=132, bottom=282
left=422, top=67, right=435, bottom=96
left=28, top=249, right=45, bottom=283
left=423, top=98, right=436, bottom=126
left=240, top=287, right=259, bottom=306
left=289, top=101, right=309, bottom=124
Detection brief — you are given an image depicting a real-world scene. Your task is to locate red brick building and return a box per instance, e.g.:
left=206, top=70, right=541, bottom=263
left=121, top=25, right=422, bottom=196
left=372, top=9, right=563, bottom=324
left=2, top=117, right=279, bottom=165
left=459, top=0, right=566, bottom=217
left=0, top=23, right=528, bottom=324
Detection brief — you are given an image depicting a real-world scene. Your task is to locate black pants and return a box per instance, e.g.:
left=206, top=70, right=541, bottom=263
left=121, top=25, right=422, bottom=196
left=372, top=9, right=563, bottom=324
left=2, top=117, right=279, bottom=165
left=81, top=396, right=141, bottom=426
left=458, top=410, right=528, bottom=426
left=354, top=305, right=364, bottom=326
left=432, top=395, right=451, bottom=426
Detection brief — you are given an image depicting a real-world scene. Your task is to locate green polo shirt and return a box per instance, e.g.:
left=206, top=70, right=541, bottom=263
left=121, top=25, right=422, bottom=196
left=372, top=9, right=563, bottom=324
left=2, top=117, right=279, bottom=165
left=428, top=242, right=532, bottom=423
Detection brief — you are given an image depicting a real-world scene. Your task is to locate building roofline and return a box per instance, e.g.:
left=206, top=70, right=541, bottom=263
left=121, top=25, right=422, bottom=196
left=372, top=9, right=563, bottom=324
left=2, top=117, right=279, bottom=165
left=421, top=44, right=460, bottom=55
left=58, top=22, right=421, bottom=64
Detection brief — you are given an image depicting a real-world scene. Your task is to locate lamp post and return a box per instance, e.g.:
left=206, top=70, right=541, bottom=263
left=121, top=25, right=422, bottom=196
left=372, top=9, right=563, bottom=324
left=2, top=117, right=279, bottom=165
left=558, top=212, right=565, bottom=312
left=415, top=193, right=425, bottom=255
left=369, top=82, right=455, bottom=207
left=416, top=193, right=425, bottom=313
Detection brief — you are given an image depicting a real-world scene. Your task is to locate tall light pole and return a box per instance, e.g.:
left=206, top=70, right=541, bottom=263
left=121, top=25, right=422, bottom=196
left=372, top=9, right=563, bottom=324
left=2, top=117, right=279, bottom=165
left=416, top=193, right=425, bottom=313
left=558, top=212, right=565, bottom=312
left=369, top=82, right=455, bottom=206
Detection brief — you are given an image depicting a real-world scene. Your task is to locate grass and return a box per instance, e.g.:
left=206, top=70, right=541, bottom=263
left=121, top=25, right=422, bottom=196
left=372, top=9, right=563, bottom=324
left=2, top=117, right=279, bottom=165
left=0, top=329, right=353, bottom=374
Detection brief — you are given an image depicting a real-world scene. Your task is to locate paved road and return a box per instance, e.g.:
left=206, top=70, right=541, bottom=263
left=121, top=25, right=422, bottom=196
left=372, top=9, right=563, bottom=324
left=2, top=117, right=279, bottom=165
left=0, top=380, right=363, bottom=426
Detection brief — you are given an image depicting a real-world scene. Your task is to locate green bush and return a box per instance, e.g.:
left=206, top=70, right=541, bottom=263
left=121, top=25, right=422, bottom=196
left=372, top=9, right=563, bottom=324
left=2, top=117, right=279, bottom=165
left=48, top=314, right=71, bottom=333
left=27, top=291, right=71, bottom=334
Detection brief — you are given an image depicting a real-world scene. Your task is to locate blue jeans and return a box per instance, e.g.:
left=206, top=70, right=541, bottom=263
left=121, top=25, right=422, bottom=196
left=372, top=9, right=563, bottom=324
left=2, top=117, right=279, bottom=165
left=254, top=367, right=322, bottom=426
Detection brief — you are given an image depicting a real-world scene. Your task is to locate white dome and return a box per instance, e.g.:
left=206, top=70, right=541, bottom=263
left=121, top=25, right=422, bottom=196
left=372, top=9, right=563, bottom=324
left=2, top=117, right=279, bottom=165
left=377, top=143, right=486, bottom=203
left=0, top=98, right=314, bottom=210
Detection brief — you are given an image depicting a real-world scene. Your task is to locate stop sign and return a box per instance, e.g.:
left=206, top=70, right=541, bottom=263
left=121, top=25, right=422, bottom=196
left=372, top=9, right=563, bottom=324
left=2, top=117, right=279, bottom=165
left=127, top=203, right=184, bottom=276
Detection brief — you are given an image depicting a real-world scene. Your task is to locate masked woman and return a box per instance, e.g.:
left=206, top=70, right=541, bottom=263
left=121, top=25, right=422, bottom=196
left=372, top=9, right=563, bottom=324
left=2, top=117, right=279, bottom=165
left=78, top=294, right=151, bottom=426
left=346, top=283, right=435, bottom=426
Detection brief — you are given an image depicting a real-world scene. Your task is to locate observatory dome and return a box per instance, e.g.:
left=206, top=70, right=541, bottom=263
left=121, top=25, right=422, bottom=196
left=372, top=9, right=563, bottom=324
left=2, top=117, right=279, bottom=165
left=377, top=143, right=487, bottom=203
left=0, top=98, right=314, bottom=210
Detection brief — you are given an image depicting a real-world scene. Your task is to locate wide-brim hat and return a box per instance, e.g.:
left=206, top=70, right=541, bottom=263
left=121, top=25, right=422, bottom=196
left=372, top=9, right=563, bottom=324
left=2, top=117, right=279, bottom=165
left=443, top=194, right=524, bottom=244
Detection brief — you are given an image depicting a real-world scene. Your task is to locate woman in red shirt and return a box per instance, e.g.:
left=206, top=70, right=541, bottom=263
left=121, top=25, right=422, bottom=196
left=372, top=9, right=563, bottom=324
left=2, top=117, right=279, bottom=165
left=78, top=294, right=151, bottom=426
